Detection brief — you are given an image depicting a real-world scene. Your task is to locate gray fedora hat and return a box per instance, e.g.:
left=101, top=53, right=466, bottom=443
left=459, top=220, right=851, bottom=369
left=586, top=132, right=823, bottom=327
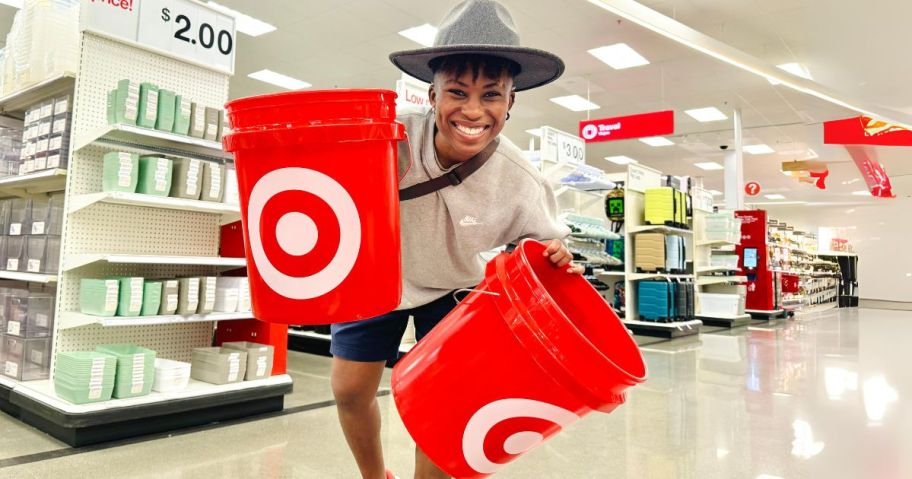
left=389, top=0, right=565, bottom=91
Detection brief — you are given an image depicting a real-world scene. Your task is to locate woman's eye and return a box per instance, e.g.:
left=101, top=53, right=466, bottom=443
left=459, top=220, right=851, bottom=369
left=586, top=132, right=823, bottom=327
left=484, top=91, right=502, bottom=98
left=448, top=89, right=466, bottom=97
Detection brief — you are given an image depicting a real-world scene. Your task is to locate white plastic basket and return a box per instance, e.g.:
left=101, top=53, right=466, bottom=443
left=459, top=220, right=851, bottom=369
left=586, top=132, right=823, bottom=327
left=152, top=358, right=191, bottom=393
left=698, top=293, right=743, bottom=317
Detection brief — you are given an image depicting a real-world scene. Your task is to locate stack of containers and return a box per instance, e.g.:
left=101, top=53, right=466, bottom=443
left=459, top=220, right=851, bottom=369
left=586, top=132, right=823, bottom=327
left=0, top=123, right=23, bottom=178
left=53, top=351, right=117, bottom=404
left=152, top=358, right=191, bottom=393
left=19, top=95, right=71, bottom=175
left=99, top=150, right=227, bottom=204
left=105, top=80, right=228, bottom=141
left=95, top=344, right=156, bottom=399
left=190, top=347, right=246, bottom=385
left=222, top=341, right=274, bottom=380
left=703, top=211, right=742, bottom=244
left=78, top=277, right=239, bottom=318
left=0, top=0, right=79, bottom=95
left=0, top=284, right=55, bottom=381
left=1, top=328, right=51, bottom=380
left=0, top=193, right=64, bottom=274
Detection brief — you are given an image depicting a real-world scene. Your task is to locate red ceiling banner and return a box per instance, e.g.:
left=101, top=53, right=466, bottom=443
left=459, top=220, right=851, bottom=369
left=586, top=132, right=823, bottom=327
left=824, top=116, right=912, bottom=146
left=844, top=145, right=895, bottom=198
left=578, top=110, right=674, bottom=143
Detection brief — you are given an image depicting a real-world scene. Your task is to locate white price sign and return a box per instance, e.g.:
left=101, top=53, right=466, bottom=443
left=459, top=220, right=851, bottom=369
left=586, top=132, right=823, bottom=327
left=627, top=163, right=663, bottom=193
left=540, top=126, right=585, bottom=165
left=81, top=0, right=236, bottom=74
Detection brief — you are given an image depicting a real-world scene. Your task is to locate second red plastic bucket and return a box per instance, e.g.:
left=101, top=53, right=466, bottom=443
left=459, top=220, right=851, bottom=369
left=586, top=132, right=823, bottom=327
left=392, top=239, right=647, bottom=478
left=223, top=90, right=405, bottom=324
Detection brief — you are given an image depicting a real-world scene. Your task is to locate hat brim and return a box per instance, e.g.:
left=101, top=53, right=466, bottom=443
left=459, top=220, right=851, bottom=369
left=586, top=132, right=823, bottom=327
left=389, top=45, right=565, bottom=92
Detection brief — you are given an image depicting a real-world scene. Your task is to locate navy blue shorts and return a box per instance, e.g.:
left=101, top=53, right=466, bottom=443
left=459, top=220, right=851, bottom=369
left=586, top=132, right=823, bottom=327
left=330, top=292, right=459, bottom=362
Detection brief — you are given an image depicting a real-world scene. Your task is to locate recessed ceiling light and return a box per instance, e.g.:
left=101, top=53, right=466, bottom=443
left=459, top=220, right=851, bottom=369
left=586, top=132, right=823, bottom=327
left=695, top=161, right=724, bottom=170
left=765, top=194, right=787, bottom=200
left=587, top=43, right=650, bottom=69
left=206, top=2, right=276, bottom=37
left=526, top=128, right=542, bottom=137
left=744, top=144, right=776, bottom=155
left=604, top=155, right=637, bottom=165
left=248, top=69, right=311, bottom=90
left=709, top=190, right=723, bottom=196
left=852, top=190, right=872, bottom=196
left=778, top=63, right=813, bottom=80
left=398, top=23, right=438, bottom=47
left=685, top=107, right=727, bottom=122
left=550, top=95, right=600, bottom=112
left=640, top=136, right=674, bottom=147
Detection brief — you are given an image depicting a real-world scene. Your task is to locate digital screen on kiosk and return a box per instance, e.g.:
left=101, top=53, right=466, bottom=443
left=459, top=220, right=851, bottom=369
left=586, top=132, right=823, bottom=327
left=743, top=248, right=758, bottom=269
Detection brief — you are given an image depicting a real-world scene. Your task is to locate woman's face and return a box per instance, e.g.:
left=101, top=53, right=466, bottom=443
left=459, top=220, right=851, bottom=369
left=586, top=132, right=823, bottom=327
left=429, top=67, right=515, bottom=167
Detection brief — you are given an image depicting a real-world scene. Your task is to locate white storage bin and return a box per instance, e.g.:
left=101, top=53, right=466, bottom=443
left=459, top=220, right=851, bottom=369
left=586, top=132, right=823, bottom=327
left=698, top=293, right=743, bottom=317
left=152, top=358, right=191, bottom=392
left=704, top=229, right=741, bottom=244
left=710, top=254, right=740, bottom=270
left=214, top=277, right=240, bottom=313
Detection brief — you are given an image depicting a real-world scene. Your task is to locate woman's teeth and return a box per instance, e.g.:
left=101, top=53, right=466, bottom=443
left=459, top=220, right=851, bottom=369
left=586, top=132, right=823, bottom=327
left=455, top=124, right=485, bottom=136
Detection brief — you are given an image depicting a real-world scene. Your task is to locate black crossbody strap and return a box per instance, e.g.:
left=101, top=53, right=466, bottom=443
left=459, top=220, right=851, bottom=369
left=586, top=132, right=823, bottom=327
left=399, top=138, right=499, bottom=201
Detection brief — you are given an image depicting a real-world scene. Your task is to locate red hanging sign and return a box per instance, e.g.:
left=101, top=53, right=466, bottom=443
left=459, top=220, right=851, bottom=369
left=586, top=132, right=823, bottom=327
left=824, top=116, right=912, bottom=146
left=578, top=110, right=674, bottom=143
left=744, top=182, right=761, bottom=196
left=844, top=145, right=895, bottom=198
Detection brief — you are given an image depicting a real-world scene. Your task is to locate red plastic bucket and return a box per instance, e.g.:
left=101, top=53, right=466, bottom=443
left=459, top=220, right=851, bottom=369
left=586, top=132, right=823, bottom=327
left=223, top=90, right=405, bottom=324
left=392, top=239, right=647, bottom=478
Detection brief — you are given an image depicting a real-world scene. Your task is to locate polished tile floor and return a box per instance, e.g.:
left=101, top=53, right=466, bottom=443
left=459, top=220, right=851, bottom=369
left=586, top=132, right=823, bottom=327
left=1, top=307, right=910, bottom=478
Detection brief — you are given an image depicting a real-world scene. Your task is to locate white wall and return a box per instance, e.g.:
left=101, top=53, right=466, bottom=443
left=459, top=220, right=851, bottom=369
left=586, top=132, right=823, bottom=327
left=764, top=199, right=912, bottom=303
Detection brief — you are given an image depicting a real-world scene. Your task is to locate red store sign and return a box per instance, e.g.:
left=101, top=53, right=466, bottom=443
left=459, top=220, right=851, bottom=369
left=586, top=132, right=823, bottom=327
left=578, top=110, right=674, bottom=143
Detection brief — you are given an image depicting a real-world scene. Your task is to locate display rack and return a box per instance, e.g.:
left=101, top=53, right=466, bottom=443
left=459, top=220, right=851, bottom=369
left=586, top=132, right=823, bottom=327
left=619, top=164, right=701, bottom=339
left=0, top=22, right=291, bottom=446
left=691, top=200, right=750, bottom=329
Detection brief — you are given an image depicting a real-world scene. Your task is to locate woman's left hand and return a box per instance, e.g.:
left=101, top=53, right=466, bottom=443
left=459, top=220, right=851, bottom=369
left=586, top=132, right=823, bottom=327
left=542, top=239, right=585, bottom=274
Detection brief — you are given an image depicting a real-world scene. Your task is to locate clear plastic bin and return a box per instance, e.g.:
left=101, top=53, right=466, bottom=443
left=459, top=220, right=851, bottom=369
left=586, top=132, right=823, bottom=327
left=7, top=198, right=30, bottom=236
left=26, top=235, right=61, bottom=274
left=28, top=193, right=64, bottom=235
left=5, top=235, right=25, bottom=271
left=2, top=293, right=54, bottom=338
left=1, top=334, right=51, bottom=381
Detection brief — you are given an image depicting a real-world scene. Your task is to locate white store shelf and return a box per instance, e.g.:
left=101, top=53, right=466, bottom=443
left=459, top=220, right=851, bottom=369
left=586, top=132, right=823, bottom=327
left=697, top=266, right=740, bottom=274
left=11, top=374, right=292, bottom=415
left=696, top=313, right=751, bottom=322
left=629, top=273, right=694, bottom=281
left=63, top=254, right=247, bottom=271
left=0, top=73, right=76, bottom=115
left=628, top=224, right=694, bottom=236
left=68, top=191, right=241, bottom=222
left=696, top=238, right=739, bottom=247
left=624, top=319, right=703, bottom=330
left=0, top=271, right=57, bottom=283
left=697, top=276, right=747, bottom=286
left=77, top=123, right=231, bottom=161
left=59, top=311, right=253, bottom=329
left=0, top=169, right=68, bottom=197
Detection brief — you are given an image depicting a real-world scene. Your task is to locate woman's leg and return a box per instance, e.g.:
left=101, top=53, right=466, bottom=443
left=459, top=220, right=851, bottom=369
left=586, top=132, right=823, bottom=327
left=332, top=357, right=388, bottom=479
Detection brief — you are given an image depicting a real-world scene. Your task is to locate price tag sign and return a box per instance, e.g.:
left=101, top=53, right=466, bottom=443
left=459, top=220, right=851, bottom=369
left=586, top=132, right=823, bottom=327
left=81, top=0, right=236, bottom=74
left=540, top=126, right=585, bottom=165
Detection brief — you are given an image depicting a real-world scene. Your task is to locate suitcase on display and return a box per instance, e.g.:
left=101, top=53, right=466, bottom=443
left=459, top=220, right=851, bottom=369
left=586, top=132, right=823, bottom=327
left=635, top=233, right=666, bottom=272
left=638, top=280, right=677, bottom=322
left=676, top=190, right=687, bottom=227
left=665, top=234, right=685, bottom=273
left=644, top=187, right=677, bottom=227
left=674, top=279, right=688, bottom=320
left=685, top=280, right=695, bottom=320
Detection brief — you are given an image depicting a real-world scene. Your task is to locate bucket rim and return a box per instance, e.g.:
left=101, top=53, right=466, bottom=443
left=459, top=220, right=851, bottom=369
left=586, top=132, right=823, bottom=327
left=225, top=88, right=399, bottom=112
left=502, top=240, right=647, bottom=384
left=222, top=121, right=406, bottom=152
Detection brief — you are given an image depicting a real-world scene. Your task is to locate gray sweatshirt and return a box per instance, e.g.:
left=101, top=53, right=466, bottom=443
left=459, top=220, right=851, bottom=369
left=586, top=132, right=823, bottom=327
left=396, top=108, right=570, bottom=309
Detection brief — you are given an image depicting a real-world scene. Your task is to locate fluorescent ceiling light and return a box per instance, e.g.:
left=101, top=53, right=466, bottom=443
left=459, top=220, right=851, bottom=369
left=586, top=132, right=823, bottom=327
left=695, top=161, right=724, bottom=170
left=248, top=69, right=311, bottom=90
left=398, top=23, right=438, bottom=47
left=852, top=190, right=872, bottom=196
left=604, top=155, right=637, bottom=165
left=525, top=128, right=543, bottom=137
left=587, top=43, right=650, bottom=69
left=0, top=0, right=22, bottom=8
left=765, top=194, right=787, bottom=200
left=709, top=189, right=723, bottom=196
left=744, top=144, right=775, bottom=155
left=550, top=95, right=600, bottom=112
left=685, top=107, right=727, bottom=122
left=206, top=2, right=276, bottom=37
left=778, top=63, right=813, bottom=80
left=640, top=136, right=674, bottom=147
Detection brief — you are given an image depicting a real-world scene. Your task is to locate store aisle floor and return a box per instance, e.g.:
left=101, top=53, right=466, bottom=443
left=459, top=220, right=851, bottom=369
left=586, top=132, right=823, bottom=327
left=2, top=307, right=911, bottom=478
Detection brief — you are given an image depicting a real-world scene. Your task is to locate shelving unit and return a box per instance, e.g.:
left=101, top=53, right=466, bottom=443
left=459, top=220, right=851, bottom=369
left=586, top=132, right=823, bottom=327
left=0, top=72, right=76, bottom=117
left=0, top=20, right=291, bottom=446
left=0, top=271, right=57, bottom=283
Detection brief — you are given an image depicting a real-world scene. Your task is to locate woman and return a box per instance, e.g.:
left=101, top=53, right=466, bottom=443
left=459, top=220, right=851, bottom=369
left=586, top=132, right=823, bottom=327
left=330, top=1, right=578, bottom=477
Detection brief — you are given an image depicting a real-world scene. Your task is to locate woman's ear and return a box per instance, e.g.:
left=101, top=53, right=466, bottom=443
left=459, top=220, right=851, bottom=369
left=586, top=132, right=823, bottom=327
left=428, top=84, right=437, bottom=108
left=509, top=90, right=515, bottom=111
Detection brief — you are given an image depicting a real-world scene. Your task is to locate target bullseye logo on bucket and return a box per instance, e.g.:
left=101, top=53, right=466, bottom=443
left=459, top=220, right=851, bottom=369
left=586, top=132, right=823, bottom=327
left=224, top=90, right=405, bottom=325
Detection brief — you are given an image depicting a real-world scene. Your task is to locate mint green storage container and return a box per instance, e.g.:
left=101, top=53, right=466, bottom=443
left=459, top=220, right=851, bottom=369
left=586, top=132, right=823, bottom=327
left=137, top=82, right=159, bottom=128
left=112, top=79, right=139, bottom=125
left=116, top=277, right=144, bottom=317
left=79, top=279, right=120, bottom=317
left=155, top=89, right=176, bottom=132
left=136, top=156, right=173, bottom=196
left=102, top=151, right=139, bottom=193
left=95, top=344, right=156, bottom=399
left=172, top=96, right=192, bottom=135
left=141, top=281, right=163, bottom=316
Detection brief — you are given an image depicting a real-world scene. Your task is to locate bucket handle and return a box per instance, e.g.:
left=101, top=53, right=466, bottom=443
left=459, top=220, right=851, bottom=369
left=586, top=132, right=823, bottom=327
left=452, top=288, right=501, bottom=304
